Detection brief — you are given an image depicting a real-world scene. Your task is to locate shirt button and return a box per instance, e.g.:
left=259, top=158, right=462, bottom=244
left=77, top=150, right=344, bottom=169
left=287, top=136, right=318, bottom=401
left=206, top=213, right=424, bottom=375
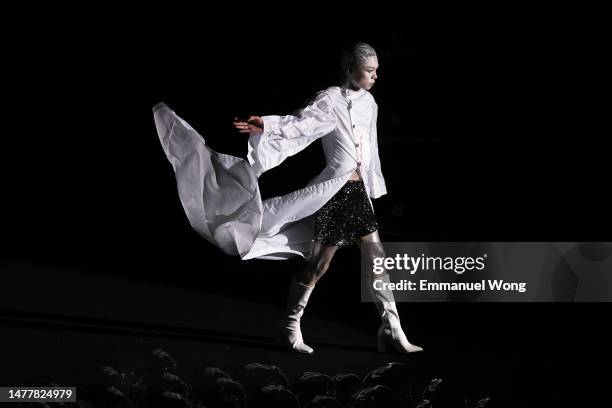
left=352, top=124, right=356, bottom=128
left=357, top=161, right=361, bottom=166
left=355, top=143, right=360, bottom=147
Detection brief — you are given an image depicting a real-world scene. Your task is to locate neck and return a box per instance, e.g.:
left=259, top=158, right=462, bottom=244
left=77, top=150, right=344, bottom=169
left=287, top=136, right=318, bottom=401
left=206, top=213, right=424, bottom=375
left=341, top=79, right=361, bottom=92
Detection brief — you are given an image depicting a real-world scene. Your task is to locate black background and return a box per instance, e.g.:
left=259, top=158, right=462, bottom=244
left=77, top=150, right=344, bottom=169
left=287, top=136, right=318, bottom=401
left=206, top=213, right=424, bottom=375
left=1, top=7, right=609, bottom=405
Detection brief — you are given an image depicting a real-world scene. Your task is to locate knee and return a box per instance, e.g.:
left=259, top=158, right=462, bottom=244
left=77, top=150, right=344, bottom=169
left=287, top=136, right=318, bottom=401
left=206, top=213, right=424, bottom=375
left=308, top=258, right=331, bottom=278
left=366, top=245, right=386, bottom=265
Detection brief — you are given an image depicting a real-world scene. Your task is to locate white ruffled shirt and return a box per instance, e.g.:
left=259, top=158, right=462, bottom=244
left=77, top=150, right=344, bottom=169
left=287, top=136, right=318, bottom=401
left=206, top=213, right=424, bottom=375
left=248, top=86, right=387, bottom=200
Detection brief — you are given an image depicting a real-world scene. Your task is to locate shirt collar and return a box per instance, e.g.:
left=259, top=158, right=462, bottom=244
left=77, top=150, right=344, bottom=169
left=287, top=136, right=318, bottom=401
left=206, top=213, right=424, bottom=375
left=341, top=87, right=366, bottom=98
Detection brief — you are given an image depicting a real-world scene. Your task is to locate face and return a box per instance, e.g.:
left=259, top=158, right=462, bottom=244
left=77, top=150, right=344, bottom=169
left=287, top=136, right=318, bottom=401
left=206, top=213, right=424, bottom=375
left=352, top=56, right=379, bottom=90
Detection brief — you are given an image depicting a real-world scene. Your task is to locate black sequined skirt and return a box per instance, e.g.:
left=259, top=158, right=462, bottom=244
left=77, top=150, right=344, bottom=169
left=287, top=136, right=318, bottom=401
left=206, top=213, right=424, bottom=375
left=313, top=179, right=379, bottom=248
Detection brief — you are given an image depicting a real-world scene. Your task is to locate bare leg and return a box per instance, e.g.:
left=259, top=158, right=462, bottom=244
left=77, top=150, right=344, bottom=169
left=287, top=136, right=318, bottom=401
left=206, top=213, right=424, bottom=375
left=355, top=230, right=385, bottom=317
left=356, top=230, right=424, bottom=353
left=294, top=241, right=339, bottom=286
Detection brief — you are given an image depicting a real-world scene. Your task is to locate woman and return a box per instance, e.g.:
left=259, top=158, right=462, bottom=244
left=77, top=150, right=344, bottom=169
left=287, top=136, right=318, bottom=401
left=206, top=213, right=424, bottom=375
left=153, top=42, right=423, bottom=355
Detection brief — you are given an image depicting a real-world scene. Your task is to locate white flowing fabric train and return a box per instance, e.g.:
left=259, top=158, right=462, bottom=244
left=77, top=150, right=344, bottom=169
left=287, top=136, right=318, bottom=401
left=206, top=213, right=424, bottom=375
left=152, top=86, right=387, bottom=261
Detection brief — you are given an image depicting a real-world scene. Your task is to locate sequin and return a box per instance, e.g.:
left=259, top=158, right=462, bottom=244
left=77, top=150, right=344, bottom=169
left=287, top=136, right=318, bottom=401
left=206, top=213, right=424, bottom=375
left=313, top=179, right=379, bottom=248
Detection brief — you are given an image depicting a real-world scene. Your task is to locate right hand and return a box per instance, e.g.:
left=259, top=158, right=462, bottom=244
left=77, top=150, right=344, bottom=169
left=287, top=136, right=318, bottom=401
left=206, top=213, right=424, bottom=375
left=233, top=116, right=263, bottom=137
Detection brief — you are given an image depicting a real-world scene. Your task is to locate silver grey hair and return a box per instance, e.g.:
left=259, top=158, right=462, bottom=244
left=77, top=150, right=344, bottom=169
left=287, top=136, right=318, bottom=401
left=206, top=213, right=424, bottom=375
left=340, top=42, right=377, bottom=82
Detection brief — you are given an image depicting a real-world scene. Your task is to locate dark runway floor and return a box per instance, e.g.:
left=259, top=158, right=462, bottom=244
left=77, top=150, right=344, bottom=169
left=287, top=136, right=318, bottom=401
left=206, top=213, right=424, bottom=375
left=0, top=259, right=584, bottom=406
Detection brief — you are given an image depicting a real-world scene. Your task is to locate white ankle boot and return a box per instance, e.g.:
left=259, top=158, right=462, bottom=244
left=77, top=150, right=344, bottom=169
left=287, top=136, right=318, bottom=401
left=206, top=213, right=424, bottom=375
left=369, top=273, right=423, bottom=353
left=278, top=277, right=315, bottom=354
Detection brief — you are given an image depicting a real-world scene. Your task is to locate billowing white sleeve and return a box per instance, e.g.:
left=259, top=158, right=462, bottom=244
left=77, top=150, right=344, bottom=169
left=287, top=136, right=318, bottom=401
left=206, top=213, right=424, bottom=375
left=368, top=102, right=388, bottom=198
left=247, top=91, right=336, bottom=177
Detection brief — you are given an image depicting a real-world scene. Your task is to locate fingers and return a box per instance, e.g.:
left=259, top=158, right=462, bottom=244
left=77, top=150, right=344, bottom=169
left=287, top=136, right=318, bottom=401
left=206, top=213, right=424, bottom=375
left=233, top=116, right=254, bottom=130
left=234, top=116, right=262, bottom=135
left=234, top=122, right=252, bottom=133
left=233, top=117, right=249, bottom=131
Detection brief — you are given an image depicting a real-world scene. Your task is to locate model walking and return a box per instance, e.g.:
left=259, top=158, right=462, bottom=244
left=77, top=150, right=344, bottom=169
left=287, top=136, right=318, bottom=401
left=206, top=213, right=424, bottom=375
left=153, top=42, right=423, bottom=355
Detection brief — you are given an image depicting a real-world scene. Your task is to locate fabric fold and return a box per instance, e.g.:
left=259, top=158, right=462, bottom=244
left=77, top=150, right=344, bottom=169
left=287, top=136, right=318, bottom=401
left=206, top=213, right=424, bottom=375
left=153, top=85, right=387, bottom=261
